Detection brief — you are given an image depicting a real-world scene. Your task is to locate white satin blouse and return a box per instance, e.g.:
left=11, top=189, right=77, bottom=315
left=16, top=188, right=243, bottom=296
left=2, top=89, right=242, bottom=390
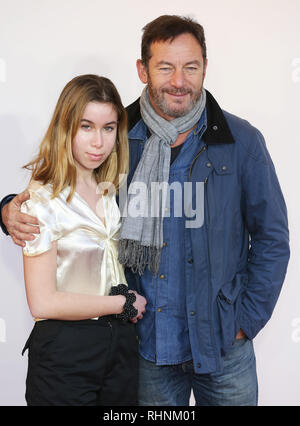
left=21, top=182, right=127, bottom=298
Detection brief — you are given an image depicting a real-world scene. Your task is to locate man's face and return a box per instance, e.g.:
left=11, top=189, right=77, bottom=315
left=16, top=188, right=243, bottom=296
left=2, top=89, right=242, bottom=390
left=137, top=33, right=207, bottom=120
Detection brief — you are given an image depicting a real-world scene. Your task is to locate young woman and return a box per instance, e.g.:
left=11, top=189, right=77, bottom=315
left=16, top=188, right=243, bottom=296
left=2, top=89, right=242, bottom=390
left=21, top=74, right=146, bottom=406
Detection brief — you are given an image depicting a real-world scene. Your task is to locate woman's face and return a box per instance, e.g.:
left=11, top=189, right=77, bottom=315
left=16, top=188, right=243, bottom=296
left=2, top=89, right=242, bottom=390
left=72, top=101, right=118, bottom=175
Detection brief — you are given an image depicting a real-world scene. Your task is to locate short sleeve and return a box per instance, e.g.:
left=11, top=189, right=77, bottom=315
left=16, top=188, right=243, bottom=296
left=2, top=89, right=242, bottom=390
left=21, top=184, right=60, bottom=256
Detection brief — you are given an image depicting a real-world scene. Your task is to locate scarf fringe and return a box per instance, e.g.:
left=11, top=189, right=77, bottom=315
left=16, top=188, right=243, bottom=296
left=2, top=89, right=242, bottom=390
left=118, top=239, right=161, bottom=276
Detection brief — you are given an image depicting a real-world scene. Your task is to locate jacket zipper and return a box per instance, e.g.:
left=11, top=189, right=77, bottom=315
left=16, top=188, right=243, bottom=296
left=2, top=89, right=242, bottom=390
left=188, top=146, right=207, bottom=179
left=188, top=145, right=219, bottom=371
left=204, top=177, right=220, bottom=370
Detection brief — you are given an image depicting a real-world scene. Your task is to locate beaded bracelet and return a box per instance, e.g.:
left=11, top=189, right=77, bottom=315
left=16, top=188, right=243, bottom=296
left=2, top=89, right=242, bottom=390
left=109, top=284, right=138, bottom=321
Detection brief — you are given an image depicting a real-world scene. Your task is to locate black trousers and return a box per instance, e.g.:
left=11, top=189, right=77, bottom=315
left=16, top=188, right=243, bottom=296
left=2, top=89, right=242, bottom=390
left=22, top=316, right=139, bottom=406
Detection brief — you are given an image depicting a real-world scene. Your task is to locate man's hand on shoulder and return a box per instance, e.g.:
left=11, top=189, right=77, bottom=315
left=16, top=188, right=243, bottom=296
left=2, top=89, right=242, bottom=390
left=2, top=190, right=40, bottom=247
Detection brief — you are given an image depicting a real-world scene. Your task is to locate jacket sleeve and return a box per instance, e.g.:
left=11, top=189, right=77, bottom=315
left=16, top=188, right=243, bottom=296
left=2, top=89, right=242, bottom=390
left=239, top=128, right=290, bottom=340
left=0, top=194, right=17, bottom=235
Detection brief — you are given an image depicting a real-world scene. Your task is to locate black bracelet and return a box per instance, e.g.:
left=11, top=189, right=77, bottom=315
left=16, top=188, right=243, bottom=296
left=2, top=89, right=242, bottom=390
left=109, top=284, right=138, bottom=322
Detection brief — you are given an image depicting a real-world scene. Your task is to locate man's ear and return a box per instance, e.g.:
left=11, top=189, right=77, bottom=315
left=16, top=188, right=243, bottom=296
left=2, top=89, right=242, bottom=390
left=203, top=58, right=208, bottom=80
left=136, top=59, right=148, bottom=84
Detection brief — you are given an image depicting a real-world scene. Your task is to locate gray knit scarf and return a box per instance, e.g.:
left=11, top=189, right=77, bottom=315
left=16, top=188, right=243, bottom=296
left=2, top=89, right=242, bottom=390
left=118, top=87, right=206, bottom=276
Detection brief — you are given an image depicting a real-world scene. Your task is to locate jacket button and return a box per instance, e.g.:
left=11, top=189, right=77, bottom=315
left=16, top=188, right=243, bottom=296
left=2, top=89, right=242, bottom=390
left=206, top=162, right=211, bottom=168
left=212, top=125, right=218, bottom=131
left=188, top=258, right=194, bottom=264
left=222, top=165, right=227, bottom=171
left=197, top=362, right=201, bottom=368
left=157, top=308, right=162, bottom=312
left=162, top=242, right=167, bottom=247
left=190, top=311, right=196, bottom=316
left=160, top=274, right=165, bottom=279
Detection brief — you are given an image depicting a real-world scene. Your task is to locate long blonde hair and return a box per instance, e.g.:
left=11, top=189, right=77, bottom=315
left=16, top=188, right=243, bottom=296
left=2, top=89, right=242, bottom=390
left=24, top=74, right=129, bottom=201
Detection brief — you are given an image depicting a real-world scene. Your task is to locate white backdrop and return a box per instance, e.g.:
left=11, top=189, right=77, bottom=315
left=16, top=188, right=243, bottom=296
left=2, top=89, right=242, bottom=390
left=0, top=0, right=299, bottom=406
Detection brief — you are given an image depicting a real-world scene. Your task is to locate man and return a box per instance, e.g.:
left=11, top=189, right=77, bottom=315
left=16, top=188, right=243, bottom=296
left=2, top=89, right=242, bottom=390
left=1, top=15, right=290, bottom=406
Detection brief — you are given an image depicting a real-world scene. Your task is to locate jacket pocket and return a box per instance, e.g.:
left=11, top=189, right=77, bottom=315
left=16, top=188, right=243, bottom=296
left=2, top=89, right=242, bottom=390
left=216, top=273, right=247, bottom=354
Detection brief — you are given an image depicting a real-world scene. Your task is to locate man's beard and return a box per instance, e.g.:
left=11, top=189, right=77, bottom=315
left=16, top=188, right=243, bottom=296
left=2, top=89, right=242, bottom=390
left=147, top=80, right=203, bottom=118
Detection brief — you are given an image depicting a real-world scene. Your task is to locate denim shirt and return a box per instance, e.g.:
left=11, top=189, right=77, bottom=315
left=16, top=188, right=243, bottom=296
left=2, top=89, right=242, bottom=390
left=130, top=111, right=207, bottom=365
